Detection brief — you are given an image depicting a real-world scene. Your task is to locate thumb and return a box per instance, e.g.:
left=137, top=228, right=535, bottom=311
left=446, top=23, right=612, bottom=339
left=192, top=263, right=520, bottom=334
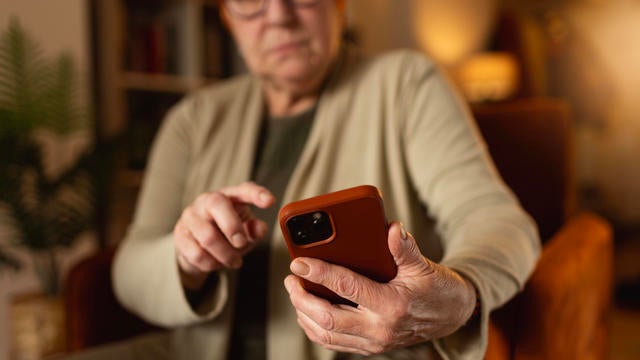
left=388, top=222, right=432, bottom=276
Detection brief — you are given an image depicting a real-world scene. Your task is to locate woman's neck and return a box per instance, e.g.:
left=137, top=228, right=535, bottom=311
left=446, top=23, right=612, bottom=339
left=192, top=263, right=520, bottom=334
left=262, top=63, right=331, bottom=117
left=264, top=85, right=319, bottom=117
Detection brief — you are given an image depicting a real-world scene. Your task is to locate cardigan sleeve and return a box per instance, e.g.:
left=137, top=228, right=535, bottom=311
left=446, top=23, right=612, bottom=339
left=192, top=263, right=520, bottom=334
left=112, top=97, right=230, bottom=327
left=398, top=52, right=541, bottom=359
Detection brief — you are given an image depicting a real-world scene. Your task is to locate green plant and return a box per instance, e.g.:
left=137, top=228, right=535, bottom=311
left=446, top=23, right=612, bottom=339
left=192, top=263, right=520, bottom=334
left=0, top=19, right=94, bottom=295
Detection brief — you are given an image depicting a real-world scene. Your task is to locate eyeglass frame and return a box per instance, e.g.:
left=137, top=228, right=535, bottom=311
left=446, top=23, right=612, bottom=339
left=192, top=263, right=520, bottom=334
left=222, top=0, right=321, bottom=20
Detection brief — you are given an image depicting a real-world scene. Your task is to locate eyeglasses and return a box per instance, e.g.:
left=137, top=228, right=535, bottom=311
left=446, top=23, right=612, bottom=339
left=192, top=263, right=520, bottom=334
left=223, top=0, right=320, bottom=20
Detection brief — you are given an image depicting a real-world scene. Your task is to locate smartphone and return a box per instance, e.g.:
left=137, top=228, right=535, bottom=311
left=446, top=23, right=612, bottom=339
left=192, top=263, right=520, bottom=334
left=278, top=185, right=398, bottom=306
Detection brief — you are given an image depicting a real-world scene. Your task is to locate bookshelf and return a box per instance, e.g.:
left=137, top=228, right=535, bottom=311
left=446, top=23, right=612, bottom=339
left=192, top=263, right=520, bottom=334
left=91, top=0, right=233, bottom=245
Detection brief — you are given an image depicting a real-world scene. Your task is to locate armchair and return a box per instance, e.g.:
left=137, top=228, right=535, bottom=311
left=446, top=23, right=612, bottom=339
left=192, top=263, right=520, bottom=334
left=474, top=98, right=613, bottom=360
left=64, top=98, right=613, bottom=359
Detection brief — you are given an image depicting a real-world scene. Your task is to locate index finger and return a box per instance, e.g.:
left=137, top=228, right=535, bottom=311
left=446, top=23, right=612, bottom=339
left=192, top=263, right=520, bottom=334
left=219, top=181, right=275, bottom=209
left=290, top=257, right=386, bottom=310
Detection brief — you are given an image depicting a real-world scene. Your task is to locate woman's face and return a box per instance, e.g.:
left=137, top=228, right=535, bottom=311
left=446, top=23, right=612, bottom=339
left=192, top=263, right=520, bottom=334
left=223, top=0, right=344, bottom=93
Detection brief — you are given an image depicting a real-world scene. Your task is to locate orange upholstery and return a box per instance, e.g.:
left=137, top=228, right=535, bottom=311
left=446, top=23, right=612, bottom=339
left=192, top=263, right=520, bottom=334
left=513, top=213, right=612, bottom=360
left=472, top=98, right=574, bottom=240
left=64, top=98, right=613, bottom=359
left=474, top=99, right=612, bottom=360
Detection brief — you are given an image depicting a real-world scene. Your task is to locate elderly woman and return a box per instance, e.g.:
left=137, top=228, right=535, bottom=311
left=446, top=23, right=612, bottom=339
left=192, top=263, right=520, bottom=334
left=74, top=0, right=540, bottom=359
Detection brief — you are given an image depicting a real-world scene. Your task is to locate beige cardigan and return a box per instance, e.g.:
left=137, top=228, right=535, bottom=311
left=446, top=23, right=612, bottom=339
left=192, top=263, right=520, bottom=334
left=113, top=48, right=540, bottom=360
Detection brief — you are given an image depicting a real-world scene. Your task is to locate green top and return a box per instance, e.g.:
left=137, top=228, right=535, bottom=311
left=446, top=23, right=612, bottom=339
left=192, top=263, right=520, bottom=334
left=229, top=105, right=317, bottom=360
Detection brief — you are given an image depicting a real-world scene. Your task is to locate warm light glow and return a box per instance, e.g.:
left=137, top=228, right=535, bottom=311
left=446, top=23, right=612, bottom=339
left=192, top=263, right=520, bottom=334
left=455, top=52, right=520, bottom=103
left=563, top=0, right=640, bottom=221
left=411, top=0, right=497, bottom=66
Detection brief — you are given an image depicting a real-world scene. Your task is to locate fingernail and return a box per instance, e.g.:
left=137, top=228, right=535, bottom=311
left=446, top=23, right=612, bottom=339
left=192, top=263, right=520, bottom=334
left=259, top=191, right=272, bottom=205
left=231, top=233, right=247, bottom=248
left=400, top=223, right=408, bottom=241
left=284, top=277, right=293, bottom=293
left=291, top=259, right=310, bottom=276
left=256, top=221, right=268, bottom=238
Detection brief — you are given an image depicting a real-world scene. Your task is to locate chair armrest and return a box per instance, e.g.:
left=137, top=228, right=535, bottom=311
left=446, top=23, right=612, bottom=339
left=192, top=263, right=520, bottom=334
left=513, top=212, right=613, bottom=360
left=485, top=320, right=511, bottom=360
left=64, top=248, right=159, bottom=352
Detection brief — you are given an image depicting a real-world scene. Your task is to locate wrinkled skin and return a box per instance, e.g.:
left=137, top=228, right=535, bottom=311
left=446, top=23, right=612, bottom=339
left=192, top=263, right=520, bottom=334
left=284, top=222, right=477, bottom=355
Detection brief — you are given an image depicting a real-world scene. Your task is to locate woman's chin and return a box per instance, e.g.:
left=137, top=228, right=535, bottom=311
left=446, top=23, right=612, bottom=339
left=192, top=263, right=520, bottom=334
left=266, top=68, right=322, bottom=91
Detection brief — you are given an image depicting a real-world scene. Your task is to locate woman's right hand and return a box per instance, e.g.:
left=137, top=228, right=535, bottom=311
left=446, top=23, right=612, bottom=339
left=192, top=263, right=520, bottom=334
left=173, top=181, right=275, bottom=291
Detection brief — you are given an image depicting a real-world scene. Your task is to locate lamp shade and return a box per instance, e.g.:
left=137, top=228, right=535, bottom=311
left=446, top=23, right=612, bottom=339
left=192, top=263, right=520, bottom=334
left=412, top=0, right=498, bottom=66
left=456, top=52, right=520, bottom=103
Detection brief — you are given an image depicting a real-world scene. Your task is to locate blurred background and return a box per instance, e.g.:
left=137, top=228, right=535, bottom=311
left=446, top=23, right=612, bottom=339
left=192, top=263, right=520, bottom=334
left=0, top=0, right=639, bottom=359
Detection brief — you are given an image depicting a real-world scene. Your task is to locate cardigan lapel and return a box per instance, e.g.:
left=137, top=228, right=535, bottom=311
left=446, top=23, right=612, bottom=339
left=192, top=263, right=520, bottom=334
left=231, top=77, right=266, bottom=185
left=266, top=46, right=359, bottom=360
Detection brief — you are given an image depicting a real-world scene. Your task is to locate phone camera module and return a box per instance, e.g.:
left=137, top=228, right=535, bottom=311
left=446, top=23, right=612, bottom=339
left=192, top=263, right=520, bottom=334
left=287, top=211, right=334, bottom=245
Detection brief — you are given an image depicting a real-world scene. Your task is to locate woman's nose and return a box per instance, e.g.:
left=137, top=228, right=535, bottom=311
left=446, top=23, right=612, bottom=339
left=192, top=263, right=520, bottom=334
left=264, top=0, right=296, bottom=25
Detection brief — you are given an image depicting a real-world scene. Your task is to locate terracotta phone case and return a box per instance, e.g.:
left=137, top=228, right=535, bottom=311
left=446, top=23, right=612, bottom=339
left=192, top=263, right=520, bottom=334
left=278, top=185, right=397, bottom=305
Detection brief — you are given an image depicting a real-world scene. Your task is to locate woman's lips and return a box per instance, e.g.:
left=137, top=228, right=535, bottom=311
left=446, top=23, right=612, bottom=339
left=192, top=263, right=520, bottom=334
left=268, top=39, right=308, bottom=54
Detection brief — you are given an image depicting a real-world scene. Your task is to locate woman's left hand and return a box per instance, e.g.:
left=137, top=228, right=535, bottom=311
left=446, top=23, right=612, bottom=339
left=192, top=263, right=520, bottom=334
left=284, top=222, right=477, bottom=356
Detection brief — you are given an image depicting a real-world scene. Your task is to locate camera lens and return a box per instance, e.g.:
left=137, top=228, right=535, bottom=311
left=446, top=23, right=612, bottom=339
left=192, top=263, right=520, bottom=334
left=312, top=212, right=325, bottom=225
left=296, top=230, right=308, bottom=242
left=286, top=211, right=334, bottom=245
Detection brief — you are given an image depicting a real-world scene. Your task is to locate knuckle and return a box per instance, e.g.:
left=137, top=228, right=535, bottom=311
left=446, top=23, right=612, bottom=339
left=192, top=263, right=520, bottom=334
left=316, top=309, right=336, bottom=331
left=388, top=300, right=408, bottom=320
left=375, top=328, right=395, bottom=347
left=195, top=193, right=207, bottom=203
left=368, top=343, right=386, bottom=355
left=197, top=227, right=218, bottom=247
left=336, top=276, right=359, bottom=299
left=186, top=248, right=206, bottom=265
left=318, top=329, right=333, bottom=346
left=196, top=193, right=213, bottom=207
left=183, top=206, right=196, bottom=219
left=206, top=191, right=227, bottom=206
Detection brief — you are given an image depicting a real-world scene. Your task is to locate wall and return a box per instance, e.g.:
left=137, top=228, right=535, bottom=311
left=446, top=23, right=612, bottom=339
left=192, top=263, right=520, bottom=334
left=0, top=1, right=93, bottom=359
left=347, top=0, right=417, bottom=55
left=563, top=0, right=640, bottom=222
left=347, top=0, right=497, bottom=66
left=0, top=0, right=90, bottom=74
